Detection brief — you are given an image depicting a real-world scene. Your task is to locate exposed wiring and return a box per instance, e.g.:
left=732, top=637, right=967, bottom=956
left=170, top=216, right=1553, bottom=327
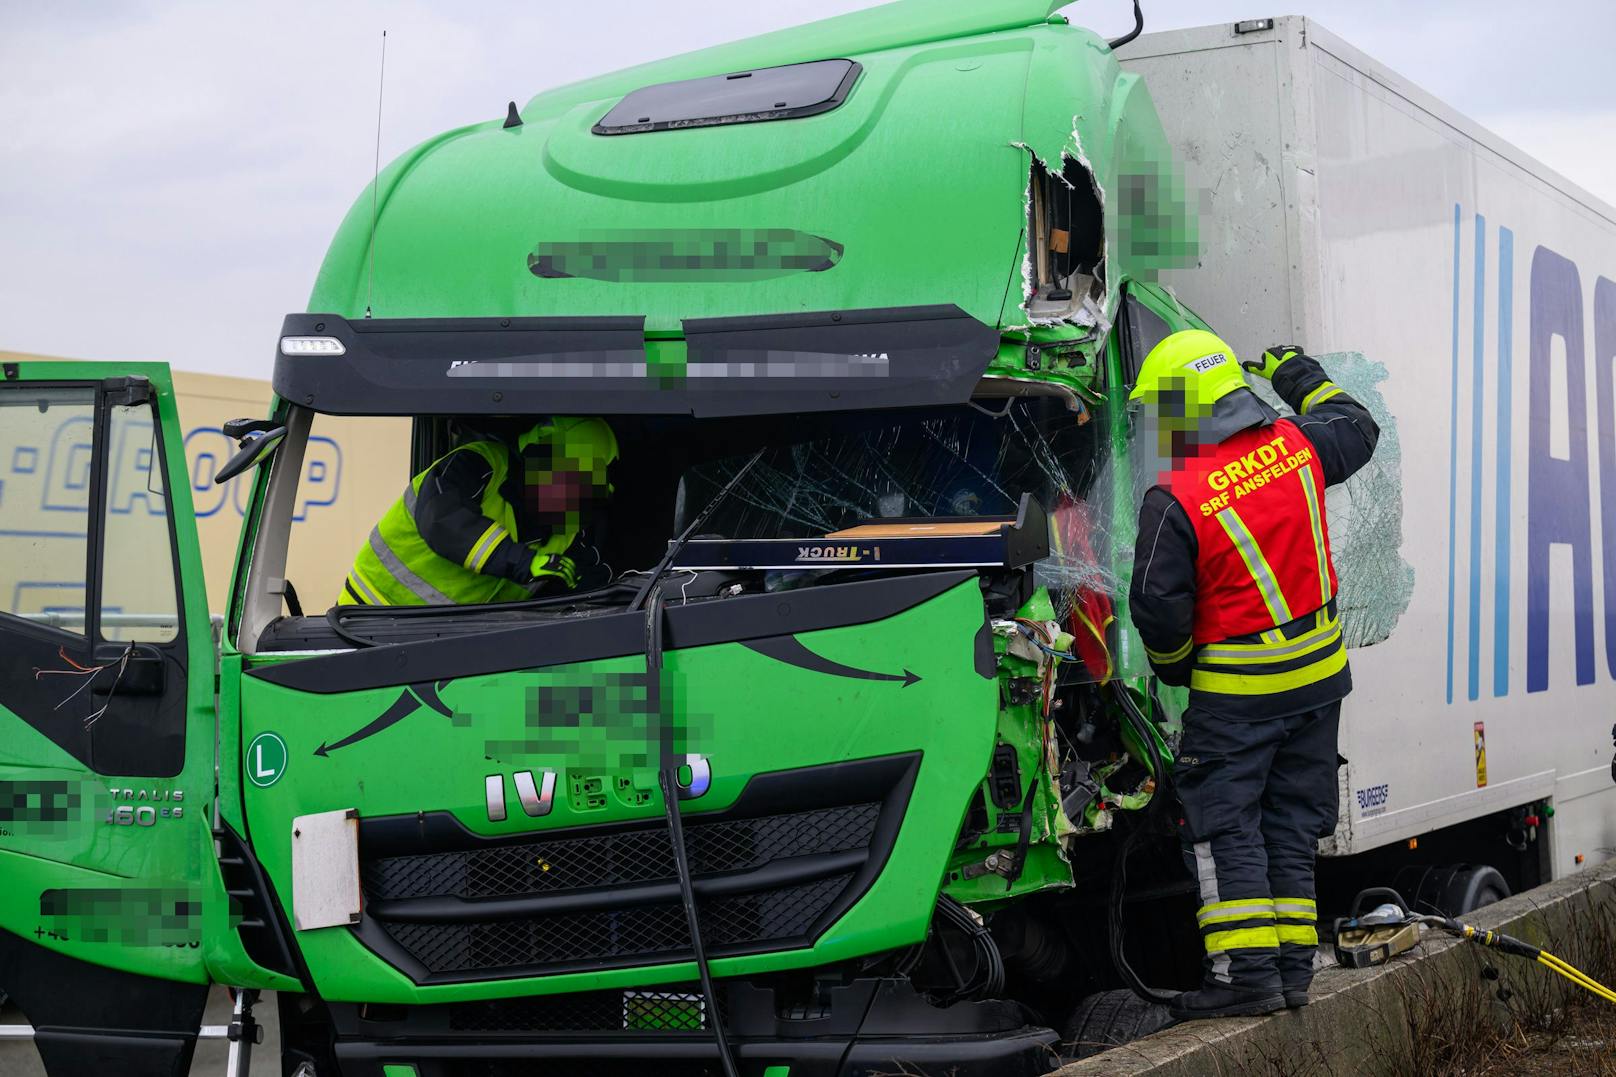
left=1012, top=619, right=1070, bottom=718
left=81, top=646, right=132, bottom=728
left=934, top=895, right=1006, bottom=1005
left=33, top=645, right=133, bottom=727
left=1013, top=620, right=1078, bottom=662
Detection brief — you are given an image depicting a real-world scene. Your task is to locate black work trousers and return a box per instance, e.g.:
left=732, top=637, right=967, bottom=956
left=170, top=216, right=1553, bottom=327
left=1172, top=700, right=1341, bottom=992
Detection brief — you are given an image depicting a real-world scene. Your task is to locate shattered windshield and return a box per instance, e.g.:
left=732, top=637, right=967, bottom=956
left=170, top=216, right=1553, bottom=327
left=681, top=398, right=1134, bottom=682
left=270, top=396, right=1145, bottom=686
left=686, top=401, right=1088, bottom=533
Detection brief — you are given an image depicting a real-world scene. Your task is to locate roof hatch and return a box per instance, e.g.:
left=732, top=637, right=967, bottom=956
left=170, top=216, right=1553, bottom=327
left=593, top=58, right=861, bottom=135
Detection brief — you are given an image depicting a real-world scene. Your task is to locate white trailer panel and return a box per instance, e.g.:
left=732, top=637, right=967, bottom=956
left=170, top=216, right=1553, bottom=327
left=1120, top=17, right=1616, bottom=876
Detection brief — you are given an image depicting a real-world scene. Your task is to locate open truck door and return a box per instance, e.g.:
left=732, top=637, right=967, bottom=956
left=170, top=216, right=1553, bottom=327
left=0, top=360, right=218, bottom=1074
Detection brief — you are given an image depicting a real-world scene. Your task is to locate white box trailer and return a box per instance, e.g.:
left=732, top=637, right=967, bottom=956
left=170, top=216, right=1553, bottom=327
left=1119, top=17, right=1616, bottom=879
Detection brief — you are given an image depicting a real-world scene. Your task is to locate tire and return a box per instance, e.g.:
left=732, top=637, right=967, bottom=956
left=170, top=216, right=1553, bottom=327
left=1394, top=863, right=1511, bottom=917
left=1442, top=864, right=1510, bottom=915
left=1061, top=988, right=1176, bottom=1060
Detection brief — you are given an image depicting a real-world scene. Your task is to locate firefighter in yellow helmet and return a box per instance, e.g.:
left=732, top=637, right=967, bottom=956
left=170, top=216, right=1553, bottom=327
left=338, top=417, right=618, bottom=606
left=1128, top=330, right=1379, bottom=1020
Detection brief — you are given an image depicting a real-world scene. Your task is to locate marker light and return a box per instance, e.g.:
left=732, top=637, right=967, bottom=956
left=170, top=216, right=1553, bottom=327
left=280, top=336, right=347, bottom=356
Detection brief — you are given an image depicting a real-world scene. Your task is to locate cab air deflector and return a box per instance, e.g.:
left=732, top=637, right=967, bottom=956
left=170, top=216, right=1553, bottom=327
left=271, top=306, right=996, bottom=417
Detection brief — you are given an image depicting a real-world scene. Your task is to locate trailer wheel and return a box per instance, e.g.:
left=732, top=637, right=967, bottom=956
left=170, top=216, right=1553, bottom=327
left=1060, top=988, right=1175, bottom=1060
left=1394, top=863, right=1511, bottom=917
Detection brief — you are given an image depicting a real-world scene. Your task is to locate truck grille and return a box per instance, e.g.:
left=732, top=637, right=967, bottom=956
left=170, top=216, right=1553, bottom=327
left=364, top=802, right=878, bottom=900
left=382, top=868, right=855, bottom=975
left=352, top=754, right=916, bottom=984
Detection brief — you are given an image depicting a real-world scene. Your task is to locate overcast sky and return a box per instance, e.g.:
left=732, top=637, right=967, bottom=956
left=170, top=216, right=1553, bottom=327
left=3, top=0, right=1612, bottom=376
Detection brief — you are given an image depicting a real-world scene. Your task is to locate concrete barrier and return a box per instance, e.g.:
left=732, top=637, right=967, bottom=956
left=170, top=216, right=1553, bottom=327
left=1053, top=860, right=1616, bottom=1075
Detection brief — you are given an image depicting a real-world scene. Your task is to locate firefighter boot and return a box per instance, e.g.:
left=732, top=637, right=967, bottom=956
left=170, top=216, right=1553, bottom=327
left=1278, top=943, right=1314, bottom=1008
left=1169, top=983, right=1286, bottom=1021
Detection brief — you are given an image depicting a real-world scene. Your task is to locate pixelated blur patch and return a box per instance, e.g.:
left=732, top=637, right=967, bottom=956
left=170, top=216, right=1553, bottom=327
left=485, top=671, right=712, bottom=771
left=1114, top=168, right=1199, bottom=270
left=529, top=229, right=843, bottom=283
left=39, top=886, right=201, bottom=946
left=0, top=781, right=81, bottom=828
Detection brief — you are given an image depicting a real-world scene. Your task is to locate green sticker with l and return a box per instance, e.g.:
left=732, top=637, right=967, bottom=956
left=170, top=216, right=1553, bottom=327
left=247, top=732, right=288, bottom=788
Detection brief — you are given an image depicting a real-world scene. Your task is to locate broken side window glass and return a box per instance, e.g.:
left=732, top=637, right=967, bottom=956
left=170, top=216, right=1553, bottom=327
left=1122, top=294, right=1171, bottom=390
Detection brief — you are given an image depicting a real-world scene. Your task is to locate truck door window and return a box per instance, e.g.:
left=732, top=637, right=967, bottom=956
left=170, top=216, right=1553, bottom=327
left=0, top=385, right=96, bottom=634
left=99, top=401, right=180, bottom=643
left=1121, top=292, right=1172, bottom=389
left=0, top=379, right=191, bottom=775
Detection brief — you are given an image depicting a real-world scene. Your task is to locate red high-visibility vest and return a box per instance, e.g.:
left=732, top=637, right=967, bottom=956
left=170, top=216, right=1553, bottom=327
left=1160, top=418, right=1338, bottom=643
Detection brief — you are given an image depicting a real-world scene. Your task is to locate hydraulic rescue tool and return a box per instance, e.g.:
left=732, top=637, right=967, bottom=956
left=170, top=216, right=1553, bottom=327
left=1335, top=888, right=1616, bottom=1005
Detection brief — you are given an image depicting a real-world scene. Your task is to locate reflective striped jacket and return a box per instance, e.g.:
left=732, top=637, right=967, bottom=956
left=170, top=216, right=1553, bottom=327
left=338, top=441, right=574, bottom=607
left=1129, top=353, right=1380, bottom=719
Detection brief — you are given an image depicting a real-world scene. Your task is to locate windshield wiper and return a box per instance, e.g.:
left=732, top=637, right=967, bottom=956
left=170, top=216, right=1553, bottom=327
left=629, top=446, right=767, bottom=613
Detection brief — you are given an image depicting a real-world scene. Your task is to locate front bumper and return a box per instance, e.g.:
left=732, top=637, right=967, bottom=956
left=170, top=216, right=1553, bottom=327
left=319, top=978, right=1061, bottom=1077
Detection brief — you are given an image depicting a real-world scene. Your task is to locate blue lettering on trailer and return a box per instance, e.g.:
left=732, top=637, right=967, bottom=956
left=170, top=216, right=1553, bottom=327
left=1493, top=227, right=1514, bottom=698
left=1598, top=277, right=1616, bottom=683
left=1446, top=203, right=1616, bottom=699
left=1526, top=247, right=1595, bottom=692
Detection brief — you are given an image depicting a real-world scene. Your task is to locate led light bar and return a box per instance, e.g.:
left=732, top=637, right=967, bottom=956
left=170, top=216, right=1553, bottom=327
left=279, top=336, right=347, bottom=356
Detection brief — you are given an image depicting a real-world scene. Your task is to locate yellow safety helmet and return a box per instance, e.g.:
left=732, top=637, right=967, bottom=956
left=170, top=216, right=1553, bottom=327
left=517, top=417, right=619, bottom=484
left=1128, top=329, right=1248, bottom=410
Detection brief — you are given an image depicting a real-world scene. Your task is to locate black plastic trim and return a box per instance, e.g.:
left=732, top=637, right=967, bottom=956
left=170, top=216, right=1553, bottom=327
left=248, top=570, right=974, bottom=695
left=213, top=820, right=305, bottom=984
left=0, top=925, right=209, bottom=1076
left=322, top=978, right=1057, bottom=1077
left=271, top=305, right=996, bottom=417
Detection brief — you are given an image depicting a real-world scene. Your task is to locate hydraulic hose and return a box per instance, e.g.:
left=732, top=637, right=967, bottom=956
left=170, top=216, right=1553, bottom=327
left=1106, top=680, right=1179, bottom=1005
left=646, top=584, right=740, bottom=1077
left=1106, top=0, right=1145, bottom=51
left=1420, top=916, right=1616, bottom=1006
left=1109, top=810, right=1180, bottom=1005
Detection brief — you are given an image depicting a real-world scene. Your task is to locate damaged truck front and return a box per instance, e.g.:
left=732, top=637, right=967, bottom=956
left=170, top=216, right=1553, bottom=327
left=0, top=3, right=1211, bottom=1074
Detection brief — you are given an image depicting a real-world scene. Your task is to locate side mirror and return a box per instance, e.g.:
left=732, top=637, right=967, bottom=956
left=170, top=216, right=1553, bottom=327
left=214, top=426, right=286, bottom=485
left=222, top=417, right=281, bottom=442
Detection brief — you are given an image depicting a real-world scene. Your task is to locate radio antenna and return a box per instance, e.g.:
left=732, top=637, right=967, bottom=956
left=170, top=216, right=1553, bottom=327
left=366, top=29, right=388, bottom=319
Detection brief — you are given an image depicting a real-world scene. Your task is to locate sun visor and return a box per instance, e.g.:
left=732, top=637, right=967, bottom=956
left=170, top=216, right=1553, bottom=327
left=272, top=307, right=997, bottom=417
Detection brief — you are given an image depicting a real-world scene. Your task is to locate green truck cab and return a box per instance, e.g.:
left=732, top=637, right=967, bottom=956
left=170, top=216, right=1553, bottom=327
left=0, top=3, right=1210, bottom=1073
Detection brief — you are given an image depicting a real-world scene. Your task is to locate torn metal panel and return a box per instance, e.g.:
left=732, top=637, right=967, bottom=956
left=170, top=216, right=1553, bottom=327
left=1014, top=139, right=1108, bottom=329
